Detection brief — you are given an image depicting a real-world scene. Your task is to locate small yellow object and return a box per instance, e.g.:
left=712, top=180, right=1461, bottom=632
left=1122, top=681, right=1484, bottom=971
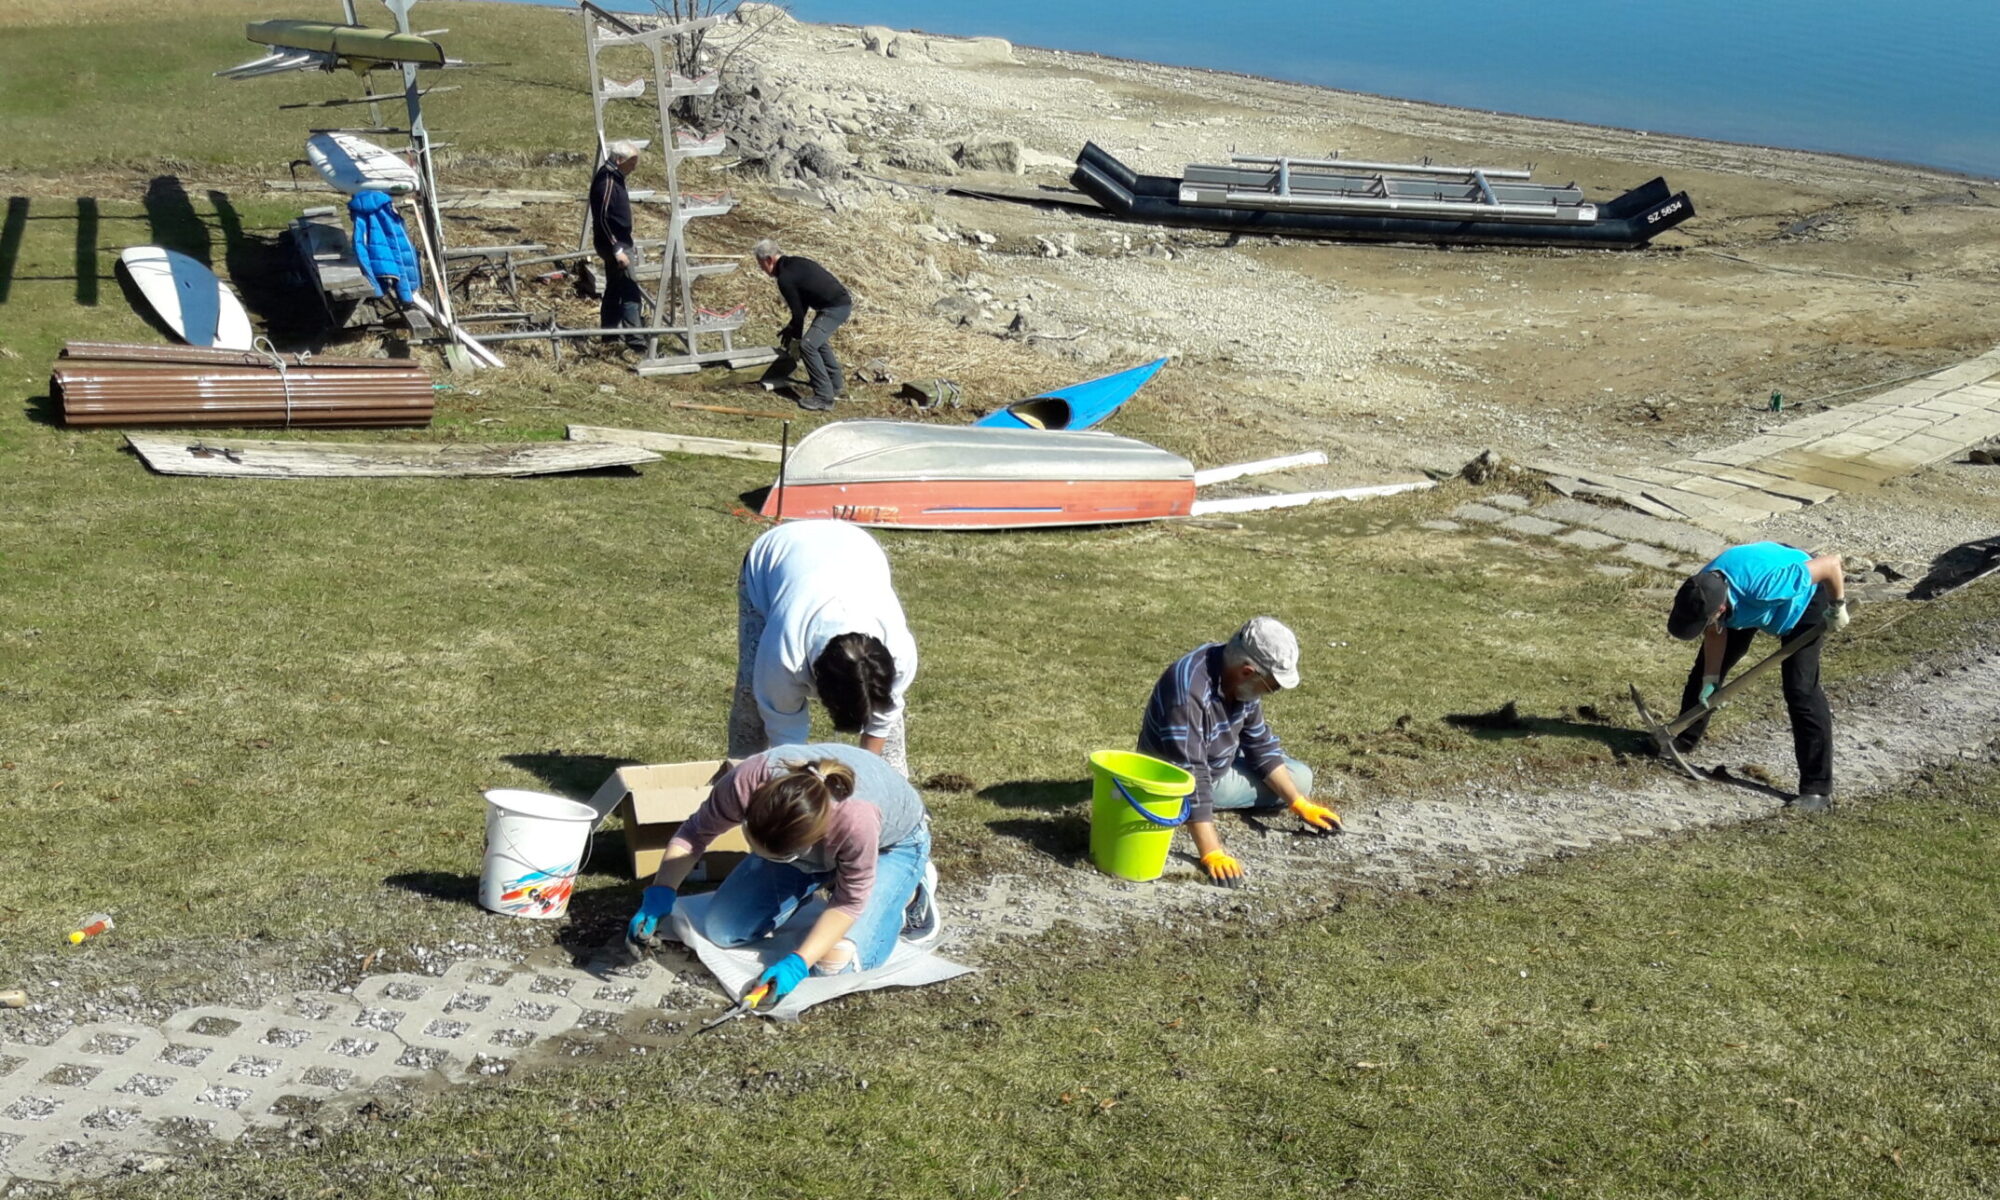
left=68, top=913, right=114, bottom=945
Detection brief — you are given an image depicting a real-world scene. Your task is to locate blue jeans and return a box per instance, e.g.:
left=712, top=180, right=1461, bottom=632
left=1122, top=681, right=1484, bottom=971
left=703, top=823, right=930, bottom=972
left=1209, top=754, right=1314, bottom=812
left=759, top=303, right=850, bottom=402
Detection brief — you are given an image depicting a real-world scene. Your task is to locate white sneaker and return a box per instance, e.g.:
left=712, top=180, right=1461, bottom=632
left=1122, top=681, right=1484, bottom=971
left=901, top=862, right=941, bottom=946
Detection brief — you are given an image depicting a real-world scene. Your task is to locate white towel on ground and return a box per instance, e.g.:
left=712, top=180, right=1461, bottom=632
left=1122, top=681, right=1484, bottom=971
left=669, top=890, right=973, bottom=1021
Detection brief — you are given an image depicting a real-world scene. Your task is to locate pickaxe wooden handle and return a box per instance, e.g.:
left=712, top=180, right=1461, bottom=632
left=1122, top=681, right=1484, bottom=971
left=1630, top=624, right=1825, bottom=779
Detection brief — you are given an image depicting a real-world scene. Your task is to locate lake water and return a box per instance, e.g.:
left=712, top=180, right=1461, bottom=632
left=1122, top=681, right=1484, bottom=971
left=531, top=0, right=2000, bottom=179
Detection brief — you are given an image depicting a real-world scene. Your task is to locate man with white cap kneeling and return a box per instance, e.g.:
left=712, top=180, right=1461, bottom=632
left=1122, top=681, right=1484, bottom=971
left=1137, top=616, right=1340, bottom=888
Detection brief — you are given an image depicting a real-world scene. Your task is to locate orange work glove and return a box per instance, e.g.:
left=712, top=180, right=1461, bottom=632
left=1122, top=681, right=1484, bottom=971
left=1288, top=797, right=1343, bottom=833
left=1199, top=849, right=1244, bottom=888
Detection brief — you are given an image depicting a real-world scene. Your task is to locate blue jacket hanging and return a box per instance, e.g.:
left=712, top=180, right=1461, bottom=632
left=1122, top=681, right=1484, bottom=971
left=348, top=190, right=422, bottom=303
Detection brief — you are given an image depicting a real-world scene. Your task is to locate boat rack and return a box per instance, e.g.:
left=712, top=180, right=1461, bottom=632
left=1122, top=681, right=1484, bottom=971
left=525, top=0, right=776, bottom=376
left=234, top=0, right=502, bottom=366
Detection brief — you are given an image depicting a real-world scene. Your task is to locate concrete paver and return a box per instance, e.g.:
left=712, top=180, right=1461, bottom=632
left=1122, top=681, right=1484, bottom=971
left=1614, top=542, right=1679, bottom=570
left=1538, top=500, right=1726, bottom=559
left=1556, top=344, right=2000, bottom=531
left=1556, top=529, right=1619, bottom=551
left=1499, top=514, right=1565, bottom=537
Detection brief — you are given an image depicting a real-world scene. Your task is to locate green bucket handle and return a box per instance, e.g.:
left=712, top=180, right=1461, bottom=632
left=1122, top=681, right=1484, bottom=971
left=1111, top=775, right=1191, bottom=828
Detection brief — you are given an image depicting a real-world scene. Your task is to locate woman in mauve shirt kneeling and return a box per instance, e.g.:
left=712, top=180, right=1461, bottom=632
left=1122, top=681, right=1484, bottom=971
left=624, top=743, right=938, bottom=1004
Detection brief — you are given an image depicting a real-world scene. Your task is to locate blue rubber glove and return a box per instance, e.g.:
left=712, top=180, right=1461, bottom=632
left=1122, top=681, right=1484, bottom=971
left=1698, top=676, right=1719, bottom=706
left=754, top=952, right=811, bottom=1003
left=626, top=885, right=676, bottom=940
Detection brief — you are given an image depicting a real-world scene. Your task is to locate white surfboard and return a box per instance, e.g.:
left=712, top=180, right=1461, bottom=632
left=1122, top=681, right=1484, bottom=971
left=118, top=246, right=255, bottom=351
left=305, top=131, right=420, bottom=196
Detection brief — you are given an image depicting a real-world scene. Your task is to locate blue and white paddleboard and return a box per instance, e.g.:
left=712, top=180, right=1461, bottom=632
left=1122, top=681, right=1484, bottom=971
left=118, top=246, right=255, bottom=350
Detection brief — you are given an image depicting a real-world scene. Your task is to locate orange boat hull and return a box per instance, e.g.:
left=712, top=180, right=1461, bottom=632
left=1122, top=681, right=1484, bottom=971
left=762, top=477, right=1196, bottom=530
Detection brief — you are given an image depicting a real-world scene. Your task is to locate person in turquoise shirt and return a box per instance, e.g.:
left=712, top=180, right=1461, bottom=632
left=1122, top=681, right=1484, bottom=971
left=1665, top=542, right=1849, bottom=811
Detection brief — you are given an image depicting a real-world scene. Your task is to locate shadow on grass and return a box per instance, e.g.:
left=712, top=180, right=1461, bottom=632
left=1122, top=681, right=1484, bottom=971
left=1444, top=701, right=1649, bottom=756
left=76, top=196, right=99, bottom=306
left=1698, top=764, right=1795, bottom=802
left=1911, top=535, right=2000, bottom=601
left=1, top=195, right=104, bottom=306
left=979, top=779, right=1085, bottom=809
left=502, top=749, right=637, bottom=800
left=143, top=175, right=208, bottom=264
left=0, top=196, right=24, bottom=303
left=986, top=814, right=1090, bottom=864
left=385, top=870, right=481, bottom=906
left=981, top=778, right=1091, bottom=863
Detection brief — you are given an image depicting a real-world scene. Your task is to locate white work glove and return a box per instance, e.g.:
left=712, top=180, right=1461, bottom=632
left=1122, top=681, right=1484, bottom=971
left=1832, top=600, right=1850, bottom=631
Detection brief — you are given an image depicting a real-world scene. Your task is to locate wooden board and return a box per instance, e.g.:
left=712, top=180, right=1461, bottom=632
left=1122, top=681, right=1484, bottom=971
left=118, top=246, right=255, bottom=350
left=566, top=424, right=780, bottom=463
left=126, top=436, right=659, bottom=479
left=306, top=132, right=419, bottom=196
left=1189, top=480, right=1433, bottom=515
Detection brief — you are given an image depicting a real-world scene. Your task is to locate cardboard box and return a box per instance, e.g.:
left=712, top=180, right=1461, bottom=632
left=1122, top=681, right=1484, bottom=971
left=587, top=759, right=750, bottom=882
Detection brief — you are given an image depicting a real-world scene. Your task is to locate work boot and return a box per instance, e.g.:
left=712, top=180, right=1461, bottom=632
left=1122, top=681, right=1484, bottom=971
left=901, top=862, right=940, bottom=946
left=795, top=393, right=836, bottom=412
left=1790, top=793, right=1833, bottom=813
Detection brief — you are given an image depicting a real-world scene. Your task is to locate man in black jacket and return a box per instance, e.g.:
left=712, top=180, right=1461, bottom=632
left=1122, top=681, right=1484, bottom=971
left=753, top=237, right=852, bottom=411
left=589, top=140, right=647, bottom=352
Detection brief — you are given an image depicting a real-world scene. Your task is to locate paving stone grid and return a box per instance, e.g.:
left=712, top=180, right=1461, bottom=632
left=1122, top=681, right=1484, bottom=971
left=0, top=947, right=713, bottom=1183
left=1528, top=349, right=2000, bottom=534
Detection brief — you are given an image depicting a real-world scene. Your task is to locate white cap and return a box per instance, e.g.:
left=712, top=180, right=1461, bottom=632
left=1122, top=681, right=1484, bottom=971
left=1229, top=616, right=1299, bottom=689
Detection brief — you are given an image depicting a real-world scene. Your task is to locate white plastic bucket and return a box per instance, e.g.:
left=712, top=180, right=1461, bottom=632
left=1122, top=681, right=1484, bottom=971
left=479, top=789, right=596, bottom=919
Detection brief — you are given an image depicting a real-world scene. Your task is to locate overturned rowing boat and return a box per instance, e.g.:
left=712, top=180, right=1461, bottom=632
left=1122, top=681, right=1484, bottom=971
left=763, top=420, right=1195, bottom=530
left=1073, top=143, right=1694, bottom=248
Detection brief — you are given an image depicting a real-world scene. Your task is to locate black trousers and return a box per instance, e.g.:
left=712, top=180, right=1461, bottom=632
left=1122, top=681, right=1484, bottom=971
left=1678, top=583, right=1834, bottom=796
left=598, top=256, right=644, bottom=339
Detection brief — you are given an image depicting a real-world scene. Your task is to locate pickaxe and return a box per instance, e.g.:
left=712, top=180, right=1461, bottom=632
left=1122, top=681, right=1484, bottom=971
left=1629, top=626, right=1824, bottom=780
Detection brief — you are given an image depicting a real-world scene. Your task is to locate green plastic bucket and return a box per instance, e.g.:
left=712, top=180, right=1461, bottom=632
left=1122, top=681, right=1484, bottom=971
left=1088, top=750, right=1197, bottom=882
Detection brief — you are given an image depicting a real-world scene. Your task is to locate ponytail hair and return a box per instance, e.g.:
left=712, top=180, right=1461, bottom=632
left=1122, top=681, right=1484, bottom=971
left=744, top=757, right=856, bottom=857
left=813, top=633, right=896, bottom=734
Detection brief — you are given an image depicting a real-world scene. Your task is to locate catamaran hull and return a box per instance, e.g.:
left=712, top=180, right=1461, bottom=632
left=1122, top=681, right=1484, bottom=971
left=1073, top=143, right=1694, bottom=249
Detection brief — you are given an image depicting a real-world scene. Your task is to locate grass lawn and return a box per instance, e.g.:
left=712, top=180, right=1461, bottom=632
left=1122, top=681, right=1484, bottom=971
left=77, top=759, right=2000, bottom=1199
left=4, top=0, right=1997, bottom=1004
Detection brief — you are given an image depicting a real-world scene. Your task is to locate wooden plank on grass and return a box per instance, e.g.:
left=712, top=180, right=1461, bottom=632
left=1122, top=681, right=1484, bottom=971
left=1192, top=451, right=1328, bottom=487
left=1189, top=479, right=1432, bottom=515
left=567, top=424, right=780, bottom=463
left=126, top=436, right=659, bottom=479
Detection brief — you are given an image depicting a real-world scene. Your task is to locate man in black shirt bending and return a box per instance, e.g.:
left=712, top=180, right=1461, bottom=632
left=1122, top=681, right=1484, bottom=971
left=753, top=237, right=852, bottom=411
left=589, top=140, right=647, bottom=352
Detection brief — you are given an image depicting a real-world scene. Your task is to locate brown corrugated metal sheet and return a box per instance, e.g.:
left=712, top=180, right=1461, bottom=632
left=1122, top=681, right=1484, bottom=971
left=52, top=342, right=434, bottom=429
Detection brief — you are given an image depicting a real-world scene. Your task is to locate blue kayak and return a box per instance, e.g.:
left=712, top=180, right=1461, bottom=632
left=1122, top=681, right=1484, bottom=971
left=971, top=357, right=1167, bottom=431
